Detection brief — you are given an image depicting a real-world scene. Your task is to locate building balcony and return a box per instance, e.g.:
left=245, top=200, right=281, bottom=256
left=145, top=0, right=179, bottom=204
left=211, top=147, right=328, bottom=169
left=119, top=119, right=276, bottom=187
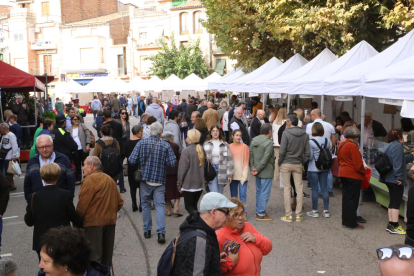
left=31, top=67, right=60, bottom=76
left=136, top=37, right=164, bottom=49
left=10, top=8, right=35, bottom=18
left=30, top=40, right=57, bottom=50
left=133, top=6, right=167, bottom=18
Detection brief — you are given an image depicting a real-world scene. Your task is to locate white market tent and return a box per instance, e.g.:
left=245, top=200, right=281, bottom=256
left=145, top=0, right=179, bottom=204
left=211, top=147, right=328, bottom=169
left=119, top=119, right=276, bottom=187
left=208, top=68, right=246, bottom=90
left=128, top=77, right=147, bottom=92
left=142, top=75, right=163, bottom=92
left=181, top=73, right=203, bottom=90
left=62, top=79, right=88, bottom=94
left=324, top=29, right=414, bottom=96
left=363, top=54, right=414, bottom=100
left=109, top=78, right=130, bottom=93
left=265, top=49, right=337, bottom=94
left=226, top=57, right=283, bottom=92
left=161, top=74, right=183, bottom=91
left=290, top=41, right=378, bottom=95
left=83, top=77, right=112, bottom=93
left=244, top=53, right=308, bottom=93
left=207, top=69, right=236, bottom=90
left=198, top=72, right=222, bottom=91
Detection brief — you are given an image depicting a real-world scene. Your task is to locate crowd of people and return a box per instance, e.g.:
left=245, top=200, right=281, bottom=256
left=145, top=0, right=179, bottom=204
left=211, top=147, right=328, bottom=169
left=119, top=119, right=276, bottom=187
left=1, top=93, right=414, bottom=275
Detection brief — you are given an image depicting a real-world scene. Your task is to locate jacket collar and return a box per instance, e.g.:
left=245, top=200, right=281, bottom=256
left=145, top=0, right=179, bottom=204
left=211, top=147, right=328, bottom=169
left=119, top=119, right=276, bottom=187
left=224, top=224, right=244, bottom=235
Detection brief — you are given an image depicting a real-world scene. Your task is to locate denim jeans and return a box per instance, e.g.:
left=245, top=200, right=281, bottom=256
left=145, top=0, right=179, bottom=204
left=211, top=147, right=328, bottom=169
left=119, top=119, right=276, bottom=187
left=230, top=180, right=247, bottom=210
left=118, top=170, right=126, bottom=192
left=0, top=159, right=9, bottom=176
left=318, top=170, right=333, bottom=194
left=255, top=177, right=272, bottom=216
left=135, top=104, right=139, bottom=117
left=208, top=164, right=224, bottom=194
left=180, top=127, right=188, bottom=141
left=140, top=181, right=166, bottom=234
left=309, top=171, right=329, bottom=210
left=92, top=110, right=98, bottom=119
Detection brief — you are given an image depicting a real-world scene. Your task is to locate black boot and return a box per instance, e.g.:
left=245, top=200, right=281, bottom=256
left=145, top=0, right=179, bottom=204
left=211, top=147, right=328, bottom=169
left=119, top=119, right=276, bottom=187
left=144, top=231, right=151, bottom=239
left=158, top=233, right=165, bottom=244
left=132, top=203, right=138, bottom=212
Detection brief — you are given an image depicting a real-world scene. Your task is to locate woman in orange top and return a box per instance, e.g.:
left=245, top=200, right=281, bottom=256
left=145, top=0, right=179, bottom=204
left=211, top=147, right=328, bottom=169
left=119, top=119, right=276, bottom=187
left=217, top=197, right=272, bottom=276
left=337, top=126, right=366, bottom=230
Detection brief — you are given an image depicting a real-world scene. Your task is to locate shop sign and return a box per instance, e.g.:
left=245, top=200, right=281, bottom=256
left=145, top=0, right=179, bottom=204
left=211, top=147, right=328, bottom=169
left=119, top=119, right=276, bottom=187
left=299, top=94, right=314, bottom=98
left=67, top=73, right=109, bottom=79
left=269, top=93, right=282, bottom=99
left=379, top=98, right=403, bottom=106
left=335, top=96, right=353, bottom=101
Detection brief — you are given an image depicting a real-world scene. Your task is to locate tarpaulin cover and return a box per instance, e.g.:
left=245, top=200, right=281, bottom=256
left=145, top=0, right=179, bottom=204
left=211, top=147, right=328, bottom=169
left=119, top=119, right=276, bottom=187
left=0, top=61, right=45, bottom=92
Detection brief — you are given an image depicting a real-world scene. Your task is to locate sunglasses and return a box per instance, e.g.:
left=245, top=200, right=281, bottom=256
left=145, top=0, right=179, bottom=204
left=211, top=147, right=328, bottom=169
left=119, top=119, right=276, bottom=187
left=377, top=247, right=414, bottom=260
left=72, top=118, right=79, bottom=121
left=216, top=208, right=230, bottom=215
left=120, top=112, right=127, bottom=115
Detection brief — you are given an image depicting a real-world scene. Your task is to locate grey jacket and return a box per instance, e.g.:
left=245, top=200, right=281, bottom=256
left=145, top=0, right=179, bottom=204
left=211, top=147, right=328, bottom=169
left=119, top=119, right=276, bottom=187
left=279, top=126, right=310, bottom=166
left=146, top=103, right=165, bottom=126
left=381, top=140, right=414, bottom=187
left=164, top=119, right=183, bottom=152
left=177, top=144, right=205, bottom=191
left=249, top=135, right=274, bottom=179
left=67, top=124, right=91, bottom=153
left=111, top=98, right=121, bottom=113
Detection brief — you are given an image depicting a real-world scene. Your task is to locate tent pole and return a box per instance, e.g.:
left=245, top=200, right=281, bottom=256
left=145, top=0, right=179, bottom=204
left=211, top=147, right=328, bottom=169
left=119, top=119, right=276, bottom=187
left=360, top=96, right=365, bottom=154
left=321, top=95, right=325, bottom=115
left=34, top=87, right=38, bottom=127
left=287, top=94, right=291, bottom=114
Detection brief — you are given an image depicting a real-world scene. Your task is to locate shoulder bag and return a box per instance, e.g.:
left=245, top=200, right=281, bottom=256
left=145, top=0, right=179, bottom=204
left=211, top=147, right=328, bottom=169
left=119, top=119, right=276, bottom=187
left=81, top=124, right=96, bottom=148
left=134, top=139, right=159, bottom=182
left=203, top=148, right=217, bottom=182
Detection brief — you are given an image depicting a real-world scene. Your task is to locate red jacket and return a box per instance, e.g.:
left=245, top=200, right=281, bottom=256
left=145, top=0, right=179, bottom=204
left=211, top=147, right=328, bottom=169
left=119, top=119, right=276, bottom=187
left=337, top=139, right=366, bottom=180
left=216, top=222, right=272, bottom=276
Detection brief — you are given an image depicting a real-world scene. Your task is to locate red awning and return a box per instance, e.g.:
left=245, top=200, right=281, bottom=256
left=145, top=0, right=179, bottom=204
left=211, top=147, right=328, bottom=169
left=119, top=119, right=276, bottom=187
left=0, top=61, right=45, bottom=92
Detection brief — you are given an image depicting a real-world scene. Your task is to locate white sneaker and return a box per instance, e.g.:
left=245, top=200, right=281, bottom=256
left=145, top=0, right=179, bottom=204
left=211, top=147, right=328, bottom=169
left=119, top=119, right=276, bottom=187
left=306, top=210, right=319, bottom=218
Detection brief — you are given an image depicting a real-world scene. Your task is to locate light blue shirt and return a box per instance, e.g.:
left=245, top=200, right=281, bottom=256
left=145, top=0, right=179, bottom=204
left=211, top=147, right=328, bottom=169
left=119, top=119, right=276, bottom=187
left=39, top=151, right=56, bottom=186
left=65, top=116, right=72, bottom=130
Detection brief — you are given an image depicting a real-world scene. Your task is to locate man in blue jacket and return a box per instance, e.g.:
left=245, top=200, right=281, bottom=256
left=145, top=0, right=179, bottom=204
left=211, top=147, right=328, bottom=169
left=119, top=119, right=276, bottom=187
left=24, top=134, right=75, bottom=201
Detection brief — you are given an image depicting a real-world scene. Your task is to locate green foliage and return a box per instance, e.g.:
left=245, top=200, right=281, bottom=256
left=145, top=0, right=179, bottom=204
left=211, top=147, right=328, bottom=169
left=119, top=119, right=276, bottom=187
left=200, top=0, right=401, bottom=71
left=42, top=110, right=56, bottom=121
left=145, top=33, right=209, bottom=79
left=381, top=0, right=414, bottom=32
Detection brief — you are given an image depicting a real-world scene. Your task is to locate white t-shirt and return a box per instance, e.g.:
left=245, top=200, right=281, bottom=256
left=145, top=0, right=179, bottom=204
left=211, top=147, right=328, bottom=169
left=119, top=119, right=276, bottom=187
left=306, top=119, right=335, bottom=140
left=72, top=128, right=82, bottom=150
left=211, top=139, right=221, bottom=164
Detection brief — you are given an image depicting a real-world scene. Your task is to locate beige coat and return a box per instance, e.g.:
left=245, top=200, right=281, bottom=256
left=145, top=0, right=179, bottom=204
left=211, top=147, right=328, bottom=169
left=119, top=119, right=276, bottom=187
left=202, top=108, right=219, bottom=131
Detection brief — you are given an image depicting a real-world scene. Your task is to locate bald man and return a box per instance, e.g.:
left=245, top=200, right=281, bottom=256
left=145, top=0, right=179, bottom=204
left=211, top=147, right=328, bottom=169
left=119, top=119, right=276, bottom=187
left=250, top=109, right=269, bottom=141
left=379, top=245, right=414, bottom=276
left=202, top=102, right=219, bottom=131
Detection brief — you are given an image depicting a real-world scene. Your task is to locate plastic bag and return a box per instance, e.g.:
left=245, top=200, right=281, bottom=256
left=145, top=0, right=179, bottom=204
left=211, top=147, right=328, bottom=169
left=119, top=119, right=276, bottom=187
left=11, top=160, right=21, bottom=176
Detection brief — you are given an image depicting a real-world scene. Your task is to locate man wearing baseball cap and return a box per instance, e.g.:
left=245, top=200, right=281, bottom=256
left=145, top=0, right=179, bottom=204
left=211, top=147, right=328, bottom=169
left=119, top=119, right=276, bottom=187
left=171, top=192, right=237, bottom=275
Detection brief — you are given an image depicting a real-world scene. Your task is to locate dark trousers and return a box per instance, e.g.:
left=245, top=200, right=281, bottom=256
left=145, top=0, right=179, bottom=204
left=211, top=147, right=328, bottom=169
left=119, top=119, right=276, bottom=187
left=85, top=225, right=116, bottom=267
left=180, top=127, right=188, bottom=141
left=118, top=157, right=125, bottom=192
left=131, top=187, right=141, bottom=207
left=224, top=131, right=229, bottom=143
left=405, top=234, right=414, bottom=247
left=92, top=110, right=98, bottom=119
left=341, top=177, right=361, bottom=228
left=183, top=191, right=203, bottom=214
left=20, top=121, right=31, bottom=148
left=73, top=150, right=87, bottom=182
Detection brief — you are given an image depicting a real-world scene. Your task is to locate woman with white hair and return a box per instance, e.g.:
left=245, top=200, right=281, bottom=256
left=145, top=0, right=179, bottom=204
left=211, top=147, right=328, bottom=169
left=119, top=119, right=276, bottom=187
left=162, top=131, right=183, bottom=217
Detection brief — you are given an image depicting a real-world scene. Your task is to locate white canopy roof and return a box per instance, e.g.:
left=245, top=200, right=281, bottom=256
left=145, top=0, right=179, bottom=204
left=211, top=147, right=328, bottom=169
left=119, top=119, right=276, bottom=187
left=207, top=69, right=236, bottom=90
left=128, top=77, right=147, bottom=92
left=226, top=57, right=283, bottom=92
left=324, top=29, right=414, bottom=96
left=161, top=74, right=183, bottom=91
left=265, top=49, right=337, bottom=94
left=243, top=53, right=308, bottom=93
left=290, top=41, right=378, bottom=95
left=109, top=78, right=130, bottom=93
left=142, top=75, right=163, bottom=92
left=181, top=73, right=203, bottom=90
left=208, top=68, right=246, bottom=90
left=62, top=79, right=88, bottom=94
left=363, top=54, right=414, bottom=100
left=82, top=77, right=110, bottom=93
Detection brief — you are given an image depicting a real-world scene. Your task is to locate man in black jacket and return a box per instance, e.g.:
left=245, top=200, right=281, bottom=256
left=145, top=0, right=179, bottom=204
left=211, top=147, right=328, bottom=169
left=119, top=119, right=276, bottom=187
left=11, top=95, right=31, bottom=149
left=24, top=163, right=81, bottom=260
left=172, top=192, right=237, bottom=276
left=0, top=172, right=9, bottom=254
left=230, top=107, right=250, bottom=146
left=50, top=114, right=77, bottom=160
left=357, top=111, right=387, bottom=146
left=187, top=100, right=198, bottom=128
left=250, top=109, right=269, bottom=141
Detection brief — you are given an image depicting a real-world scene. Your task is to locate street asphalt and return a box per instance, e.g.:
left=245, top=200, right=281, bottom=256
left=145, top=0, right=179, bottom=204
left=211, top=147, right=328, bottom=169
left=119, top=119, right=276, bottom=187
left=1, top=114, right=405, bottom=275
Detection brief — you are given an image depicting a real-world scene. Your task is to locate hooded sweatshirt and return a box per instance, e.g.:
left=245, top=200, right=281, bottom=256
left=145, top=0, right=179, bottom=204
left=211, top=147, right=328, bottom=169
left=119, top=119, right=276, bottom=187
left=145, top=103, right=165, bottom=126
left=172, top=212, right=223, bottom=276
left=278, top=126, right=310, bottom=166
left=249, top=135, right=275, bottom=179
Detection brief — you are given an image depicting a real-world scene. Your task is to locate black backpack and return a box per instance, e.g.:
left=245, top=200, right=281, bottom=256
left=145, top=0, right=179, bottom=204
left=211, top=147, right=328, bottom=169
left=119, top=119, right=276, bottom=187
left=311, top=138, right=333, bottom=170
left=374, top=152, right=392, bottom=176
left=97, top=139, right=121, bottom=177
left=157, top=230, right=207, bottom=276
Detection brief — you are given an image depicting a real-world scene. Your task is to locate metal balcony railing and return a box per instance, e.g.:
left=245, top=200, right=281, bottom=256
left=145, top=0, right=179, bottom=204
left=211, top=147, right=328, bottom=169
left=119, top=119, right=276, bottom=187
left=134, top=6, right=167, bottom=17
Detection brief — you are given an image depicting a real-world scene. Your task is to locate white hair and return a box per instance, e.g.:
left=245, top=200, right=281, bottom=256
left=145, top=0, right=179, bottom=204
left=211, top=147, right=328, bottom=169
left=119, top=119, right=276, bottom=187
left=0, top=123, right=8, bottom=129
left=36, top=134, right=53, bottom=145
left=162, top=131, right=174, bottom=142
left=152, top=97, right=158, bottom=103
left=150, top=122, right=163, bottom=136
left=365, top=111, right=373, bottom=118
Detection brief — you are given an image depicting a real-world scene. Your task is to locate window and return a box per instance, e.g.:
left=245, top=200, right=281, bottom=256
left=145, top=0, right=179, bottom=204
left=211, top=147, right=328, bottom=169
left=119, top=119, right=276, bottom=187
left=19, top=34, right=23, bottom=41
left=180, top=13, right=189, bottom=34
left=101, top=48, right=104, bottom=63
left=42, top=2, right=50, bottom=17
left=118, top=55, right=125, bottom=76
left=139, top=27, right=147, bottom=39
left=194, top=11, right=203, bottom=33
left=80, top=48, right=94, bottom=64
left=14, top=34, right=18, bottom=41
left=180, top=41, right=188, bottom=46
left=44, top=55, right=51, bottom=75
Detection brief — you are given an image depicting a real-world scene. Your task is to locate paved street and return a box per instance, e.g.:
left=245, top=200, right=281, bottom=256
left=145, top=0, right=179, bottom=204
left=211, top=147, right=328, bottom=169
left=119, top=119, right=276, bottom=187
left=1, top=114, right=407, bottom=275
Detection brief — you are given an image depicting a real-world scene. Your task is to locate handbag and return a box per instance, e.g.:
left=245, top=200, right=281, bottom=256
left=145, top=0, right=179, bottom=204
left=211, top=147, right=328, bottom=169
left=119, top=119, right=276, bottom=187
left=81, top=124, right=96, bottom=148
left=134, top=139, right=159, bottom=182
left=374, top=152, right=393, bottom=176
left=203, top=149, right=217, bottom=182
left=0, top=147, right=11, bottom=159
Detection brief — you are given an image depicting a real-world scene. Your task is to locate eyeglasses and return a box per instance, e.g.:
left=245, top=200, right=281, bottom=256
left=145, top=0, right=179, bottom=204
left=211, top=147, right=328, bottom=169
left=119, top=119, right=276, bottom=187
left=72, top=118, right=79, bottom=121
left=37, top=144, right=52, bottom=150
left=231, top=211, right=247, bottom=220
left=216, top=209, right=230, bottom=215
left=377, top=247, right=414, bottom=261
left=120, top=112, right=127, bottom=115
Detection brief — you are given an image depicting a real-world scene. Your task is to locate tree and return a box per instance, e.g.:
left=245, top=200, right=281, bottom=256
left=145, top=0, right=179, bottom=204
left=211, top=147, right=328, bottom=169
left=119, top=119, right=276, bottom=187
left=381, top=0, right=414, bottom=32
left=200, top=0, right=401, bottom=71
left=145, top=33, right=209, bottom=79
